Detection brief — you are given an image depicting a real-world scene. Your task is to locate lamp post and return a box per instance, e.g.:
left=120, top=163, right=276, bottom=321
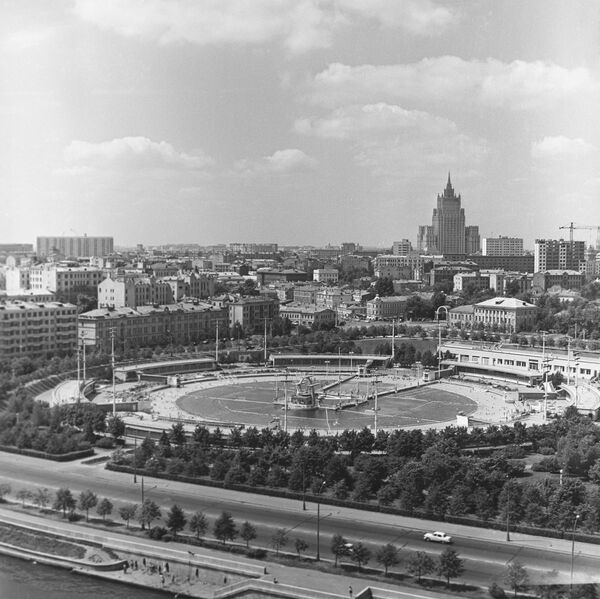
left=316, top=481, right=326, bottom=561
left=505, top=476, right=511, bottom=542
left=435, top=306, right=450, bottom=380
left=349, top=352, right=354, bottom=373
left=570, top=514, right=580, bottom=596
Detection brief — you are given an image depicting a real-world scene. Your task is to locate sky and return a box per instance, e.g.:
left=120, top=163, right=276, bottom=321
left=1, top=0, right=599, bottom=249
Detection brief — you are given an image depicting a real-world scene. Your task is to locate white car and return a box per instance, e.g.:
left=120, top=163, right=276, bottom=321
left=423, top=531, right=452, bottom=544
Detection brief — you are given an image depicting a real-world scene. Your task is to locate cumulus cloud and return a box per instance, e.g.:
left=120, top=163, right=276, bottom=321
left=295, top=103, right=486, bottom=179
left=63, top=137, right=214, bottom=171
left=308, top=57, right=598, bottom=109
left=235, top=148, right=317, bottom=175
left=295, top=103, right=456, bottom=139
left=338, top=0, right=456, bottom=35
left=531, top=136, right=597, bottom=159
left=73, top=0, right=456, bottom=54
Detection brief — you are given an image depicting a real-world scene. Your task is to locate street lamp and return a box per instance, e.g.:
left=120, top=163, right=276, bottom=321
left=570, top=513, right=580, bottom=596
left=435, top=306, right=450, bottom=380
left=316, top=481, right=326, bottom=561
left=505, top=475, right=511, bottom=542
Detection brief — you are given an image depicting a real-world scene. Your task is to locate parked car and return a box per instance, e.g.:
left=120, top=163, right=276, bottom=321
left=423, top=531, right=452, bottom=544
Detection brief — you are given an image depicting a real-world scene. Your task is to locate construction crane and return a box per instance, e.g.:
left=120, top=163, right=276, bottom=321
left=559, top=222, right=600, bottom=249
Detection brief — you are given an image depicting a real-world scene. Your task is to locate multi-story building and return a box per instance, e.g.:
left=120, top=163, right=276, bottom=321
left=532, top=270, right=585, bottom=293
left=7, top=265, right=106, bottom=297
left=315, top=287, right=352, bottom=310
left=366, top=295, right=408, bottom=320
left=392, top=240, right=413, bottom=255
left=36, top=235, right=114, bottom=258
left=98, top=276, right=174, bottom=308
left=79, top=302, right=228, bottom=351
left=0, top=300, right=77, bottom=358
left=470, top=297, right=537, bottom=332
left=279, top=304, right=336, bottom=328
left=417, top=174, right=479, bottom=256
left=313, top=269, right=339, bottom=284
left=228, top=297, right=279, bottom=333
left=534, top=239, right=585, bottom=272
left=293, top=285, right=321, bottom=305
left=229, top=243, right=278, bottom=256
left=374, top=254, right=423, bottom=280
left=482, top=236, right=524, bottom=256
left=453, top=272, right=491, bottom=293
left=340, top=242, right=360, bottom=255
left=469, top=254, right=534, bottom=272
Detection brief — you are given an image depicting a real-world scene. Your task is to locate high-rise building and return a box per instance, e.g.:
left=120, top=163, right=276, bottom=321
left=482, top=236, right=524, bottom=256
left=417, top=174, right=479, bottom=256
left=36, top=235, right=114, bottom=258
left=534, top=239, right=585, bottom=272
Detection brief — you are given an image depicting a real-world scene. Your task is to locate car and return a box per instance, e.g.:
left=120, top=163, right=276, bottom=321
left=423, top=531, right=452, bottom=544
left=341, top=542, right=354, bottom=555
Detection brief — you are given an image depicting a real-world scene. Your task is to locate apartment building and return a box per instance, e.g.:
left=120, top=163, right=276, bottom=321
left=0, top=300, right=77, bottom=358
left=279, top=303, right=336, bottom=328
left=313, top=269, right=339, bottom=284
left=366, top=295, right=408, bottom=320
left=228, top=296, right=279, bottom=333
left=534, top=239, right=585, bottom=272
left=374, top=254, right=424, bottom=280
left=79, top=302, right=228, bottom=351
left=36, top=235, right=113, bottom=258
left=482, top=236, right=524, bottom=256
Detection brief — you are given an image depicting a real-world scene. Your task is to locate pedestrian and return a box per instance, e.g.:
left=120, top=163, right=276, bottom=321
left=195, top=567, right=199, bottom=577
left=349, top=585, right=353, bottom=598
left=161, top=574, right=165, bottom=586
left=273, top=577, right=278, bottom=584
left=224, top=576, right=227, bottom=584
left=158, top=565, right=162, bottom=575
left=165, top=562, right=169, bottom=572
left=143, top=557, right=146, bottom=567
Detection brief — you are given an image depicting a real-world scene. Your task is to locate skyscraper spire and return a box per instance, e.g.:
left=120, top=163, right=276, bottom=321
left=446, top=171, right=452, bottom=190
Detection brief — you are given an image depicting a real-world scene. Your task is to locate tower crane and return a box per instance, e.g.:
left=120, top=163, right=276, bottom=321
left=559, top=222, right=600, bottom=249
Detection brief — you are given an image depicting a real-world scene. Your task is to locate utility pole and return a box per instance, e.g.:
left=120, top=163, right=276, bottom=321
left=76, top=319, right=81, bottom=404
left=215, top=321, right=219, bottom=361
left=111, top=327, right=116, bottom=417
left=435, top=306, right=450, bottom=381
left=264, top=319, right=268, bottom=363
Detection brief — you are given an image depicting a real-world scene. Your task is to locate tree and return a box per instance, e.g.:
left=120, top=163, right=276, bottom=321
left=437, top=548, right=464, bottom=587
left=504, top=561, right=528, bottom=598
left=331, top=534, right=348, bottom=567
left=271, top=528, right=288, bottom=556
left=0, top=483, right=11, bottom=501
left=78, top=489, right=98, bottom=522
left=137, top=499, right=161, bottom=530
left=376, top=543, right=400, bottom=575
left=166, top=504, right=187, bottom=538
left=170, top=422, right=187, bottom=446
left=96, top=498, right=113, bottom=521
left=189, top=511, right=208, bottom=541
left=350, top=542, right=371, bottom=571
left=407, top=551, right=435, bottom=583
left=33, top=487, right=51, bottom=510
left=240, top=521, right=257, bottom=548
left=118, top=504, right=137, bottom=529
left=16, top=488, right=32, bottom=507
left=295, top=538, right=308, bottom=556
left=54, top=487, right=76, bottom=518
left=106, top=415, right=125, bottom=439
left=213, top=511, right=237, bottom=544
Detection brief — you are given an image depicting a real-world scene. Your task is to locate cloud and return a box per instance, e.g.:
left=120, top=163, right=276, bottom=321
left=338, top=0, right=456, bottom=35
left=73, top=0, right=456, bottom=54
left=531, top=136, right=597, bottom=159
left=295, top=103, right=456, bottom=139
left=4, top=26, right=57, bottom=52
left=296, top=103, right=486, bottom=180
left=308, top=57, right=598, bottom=109
left=235, top=148, right=317, bottom=175
left=62, top=137, right=214, bottom=171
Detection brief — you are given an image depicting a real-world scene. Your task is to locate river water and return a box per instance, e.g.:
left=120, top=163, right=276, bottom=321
left=0, top=555, right=169, bottom=599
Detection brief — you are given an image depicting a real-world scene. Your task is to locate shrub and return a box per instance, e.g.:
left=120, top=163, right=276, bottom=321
left=488, top=582, right=507, bottom=598
left=148, top=526, right=167, bottom=540
left=95, top=437, right=115, bottom=449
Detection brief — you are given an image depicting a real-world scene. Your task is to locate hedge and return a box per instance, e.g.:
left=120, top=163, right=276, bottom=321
left=0, top=444, right=94, bottom=462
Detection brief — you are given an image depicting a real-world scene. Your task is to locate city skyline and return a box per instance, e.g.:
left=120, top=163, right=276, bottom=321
left=2, top=1, right=600, bottom=248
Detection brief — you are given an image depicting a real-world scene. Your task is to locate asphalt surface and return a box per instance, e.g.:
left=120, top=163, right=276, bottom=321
left=0, top=451, right=598, bottom=588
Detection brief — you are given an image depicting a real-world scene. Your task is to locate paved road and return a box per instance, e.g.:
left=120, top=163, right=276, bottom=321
left=0, top=452, right=598, bottom=587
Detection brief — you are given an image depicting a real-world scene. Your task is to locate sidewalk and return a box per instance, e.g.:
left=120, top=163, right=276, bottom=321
left=0, top=506, right=453, bottom=599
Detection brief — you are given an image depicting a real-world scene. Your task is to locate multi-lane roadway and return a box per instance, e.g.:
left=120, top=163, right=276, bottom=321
left=0, top=451, right=597, bottom=587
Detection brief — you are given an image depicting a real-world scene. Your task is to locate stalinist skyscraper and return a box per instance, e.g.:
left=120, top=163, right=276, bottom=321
left=417, top=174, right=479, bottom=255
